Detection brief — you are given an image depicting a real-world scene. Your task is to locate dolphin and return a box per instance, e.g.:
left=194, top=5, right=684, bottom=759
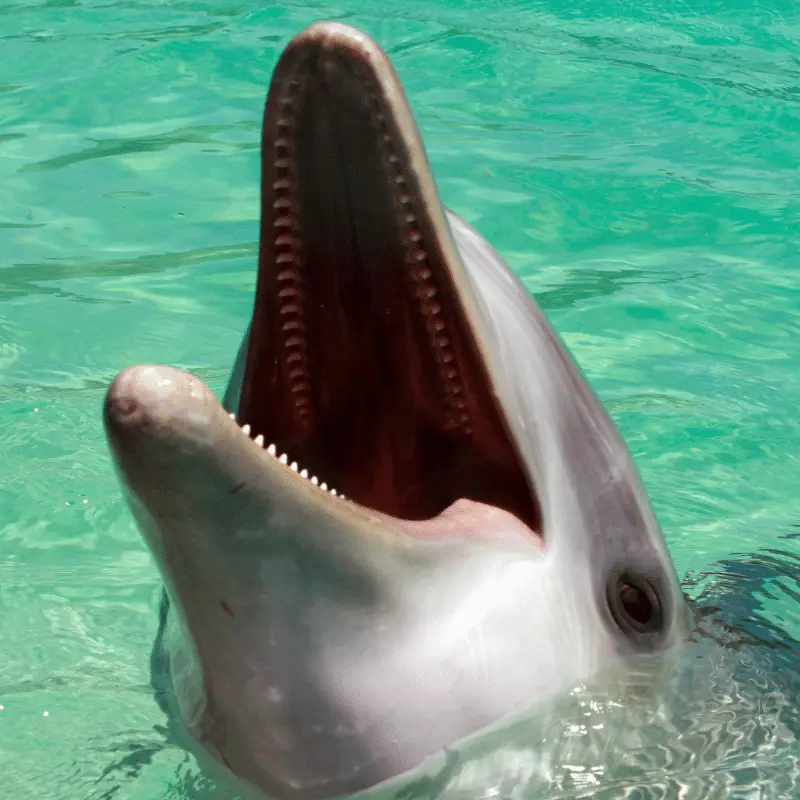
left=103, top=21, right=689, bottom=800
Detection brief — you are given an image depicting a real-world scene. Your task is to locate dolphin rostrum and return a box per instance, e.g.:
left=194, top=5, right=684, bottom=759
left=103, top=21, right=689, bottom=800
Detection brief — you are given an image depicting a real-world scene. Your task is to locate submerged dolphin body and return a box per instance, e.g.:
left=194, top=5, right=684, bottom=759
left=104, top=22, right=689, bottom=800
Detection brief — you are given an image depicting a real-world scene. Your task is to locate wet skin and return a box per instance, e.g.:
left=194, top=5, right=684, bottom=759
left=104, top=22, right=689, bottom=800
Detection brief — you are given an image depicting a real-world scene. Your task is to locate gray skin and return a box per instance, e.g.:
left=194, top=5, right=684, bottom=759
left=104, top=22, right=689, bottom=800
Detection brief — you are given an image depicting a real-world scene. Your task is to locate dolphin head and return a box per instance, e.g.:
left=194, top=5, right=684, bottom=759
left=104, top=22, right=688, bottom=800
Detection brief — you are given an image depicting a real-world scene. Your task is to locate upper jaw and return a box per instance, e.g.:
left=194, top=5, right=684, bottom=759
left=232, top=22, right=540, bottom=533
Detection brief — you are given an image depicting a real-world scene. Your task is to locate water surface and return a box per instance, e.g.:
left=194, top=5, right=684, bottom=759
left=1, top=0, right=798, bottom=797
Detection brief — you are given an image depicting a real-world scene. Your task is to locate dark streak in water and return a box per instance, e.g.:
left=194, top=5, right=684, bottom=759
left=0, top=242, right=257, bottom=302
left=18, top=123, right=259, bottom=174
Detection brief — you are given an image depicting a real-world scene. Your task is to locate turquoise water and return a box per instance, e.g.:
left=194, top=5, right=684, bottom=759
left=1, top=0, right=799, bottom=797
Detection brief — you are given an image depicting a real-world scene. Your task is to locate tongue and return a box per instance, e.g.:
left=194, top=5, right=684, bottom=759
left=396, top=498, right=544, bottom=549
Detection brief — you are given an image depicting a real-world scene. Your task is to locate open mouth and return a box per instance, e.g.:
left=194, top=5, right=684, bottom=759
left=235, top=25, right=541, bottom=538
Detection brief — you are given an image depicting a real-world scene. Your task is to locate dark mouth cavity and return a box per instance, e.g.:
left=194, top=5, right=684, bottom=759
left=237, top=29, right=541, bottom=535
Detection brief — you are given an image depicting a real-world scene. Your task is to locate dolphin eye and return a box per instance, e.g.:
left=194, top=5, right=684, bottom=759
left=607, top=571, right=664, bottom=641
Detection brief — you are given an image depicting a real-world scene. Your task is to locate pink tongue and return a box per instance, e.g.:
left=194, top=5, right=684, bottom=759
left=396, top=498, right=544, bottom=549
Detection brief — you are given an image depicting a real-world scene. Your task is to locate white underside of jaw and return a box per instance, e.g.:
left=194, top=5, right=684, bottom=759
left=228, top=412, right=346, bottom=499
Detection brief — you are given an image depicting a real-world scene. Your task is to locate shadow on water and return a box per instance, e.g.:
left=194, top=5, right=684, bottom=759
left=684, top=526, right=800, bottom=698
left=18, top=124, right=260, bottom=175
left=0, top=244, right=257, bottom=302
left=531, top=262, right=696, bottom=312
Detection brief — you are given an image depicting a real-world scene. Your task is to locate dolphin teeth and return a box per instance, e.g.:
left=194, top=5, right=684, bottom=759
left=243, top=435, right=341, bottom=497
left=228, top=412, right=236, bottom=421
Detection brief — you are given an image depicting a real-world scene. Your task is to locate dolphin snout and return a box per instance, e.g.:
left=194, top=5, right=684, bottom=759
left=104, top=365, right=220, bottom=453
left=105, top=365, right=153, bottom=425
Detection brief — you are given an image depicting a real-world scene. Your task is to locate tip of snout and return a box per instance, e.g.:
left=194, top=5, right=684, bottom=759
left=278, top=22, right=393, bottom=82
left=104, top=365, right=218, bottom=449
left=289, top=21, right=377, bottom=54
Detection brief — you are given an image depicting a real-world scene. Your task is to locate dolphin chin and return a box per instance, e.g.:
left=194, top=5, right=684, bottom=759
left=104, top=21, right=689, bottom=800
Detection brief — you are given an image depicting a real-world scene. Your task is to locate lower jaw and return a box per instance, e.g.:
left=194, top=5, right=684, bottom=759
left=232, top=414, right=542, bottom=547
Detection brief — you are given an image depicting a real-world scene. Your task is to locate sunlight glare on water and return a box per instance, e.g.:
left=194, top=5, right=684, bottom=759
left=0, top=0, right=798, bottom=798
